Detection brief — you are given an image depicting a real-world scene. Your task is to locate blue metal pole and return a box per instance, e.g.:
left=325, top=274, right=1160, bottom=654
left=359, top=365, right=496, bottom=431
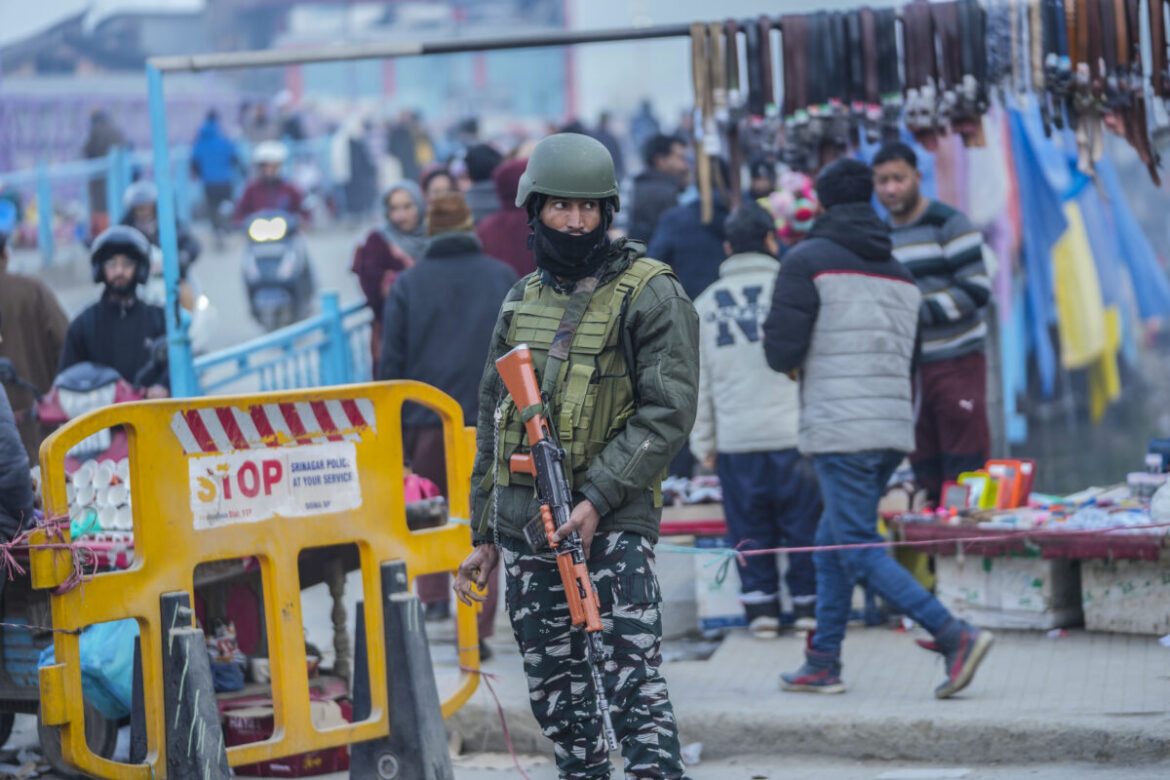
left=35, top=163, right=54, bottom=264
left=147, top=64, right=197, bottom=398
left=105, top=148, right=120, bottom=226
left=319, top=290, right=350, bottom=385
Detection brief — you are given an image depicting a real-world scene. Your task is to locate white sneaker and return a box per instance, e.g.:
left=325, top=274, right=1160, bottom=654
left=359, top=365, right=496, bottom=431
left=749, top=615, right=781, bottom=639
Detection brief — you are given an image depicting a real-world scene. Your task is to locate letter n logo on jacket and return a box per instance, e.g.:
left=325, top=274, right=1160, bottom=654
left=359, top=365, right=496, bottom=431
left=712, top=286, right=764, bottom=346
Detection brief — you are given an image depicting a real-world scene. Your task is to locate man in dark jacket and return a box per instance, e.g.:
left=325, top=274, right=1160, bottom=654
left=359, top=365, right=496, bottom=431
left=454, top=133, right=697, bottom=778
left=378, top=192, right=516, bottom=650
left=190, top=110, right=242, bottom=239
left=0, top=309, right=35, bottom=545
left=82, top=110, right=125, bottom=235
left=60, top=227, right=169, bottom=395
left=463, top=143, right=504, bottom=224
left=763, top=159, right=992, bottom=700
left=648, top=158, right=731, bottom=301
left=628, top=134, right=689, bottom=242
left=476, top=158, right=534, bottom=277
left=591, top=111, right=626, bottom=180
left=0, top=232, right=69, bottom=460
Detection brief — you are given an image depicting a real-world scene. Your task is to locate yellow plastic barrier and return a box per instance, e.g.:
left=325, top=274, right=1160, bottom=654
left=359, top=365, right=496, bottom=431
left=33, top=381, right=480, bottom=779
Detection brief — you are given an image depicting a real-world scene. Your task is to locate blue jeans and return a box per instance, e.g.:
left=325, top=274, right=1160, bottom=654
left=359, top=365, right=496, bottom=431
left=811, top=450, right=954, bottom=656
left=717, top=449, right=821, bottom=600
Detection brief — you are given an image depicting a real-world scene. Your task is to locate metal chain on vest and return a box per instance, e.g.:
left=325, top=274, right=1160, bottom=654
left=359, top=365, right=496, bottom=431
left=491, top=396, right=504, bottom=550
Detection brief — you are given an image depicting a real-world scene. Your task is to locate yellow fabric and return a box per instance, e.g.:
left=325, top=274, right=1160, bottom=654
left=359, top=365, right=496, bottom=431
left=1052, top=203, right=1107, bottom=369
left=1087, top=306, right=1122, bottom=421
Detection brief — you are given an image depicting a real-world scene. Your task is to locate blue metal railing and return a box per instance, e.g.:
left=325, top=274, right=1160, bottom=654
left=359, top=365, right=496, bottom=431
left=4, top=138, right=331, bottom=265
left=188, top=291, right=373, bottom=396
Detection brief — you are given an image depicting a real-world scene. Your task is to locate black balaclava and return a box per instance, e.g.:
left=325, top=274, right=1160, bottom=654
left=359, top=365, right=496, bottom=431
left=527, top=196, right=614, bottom=281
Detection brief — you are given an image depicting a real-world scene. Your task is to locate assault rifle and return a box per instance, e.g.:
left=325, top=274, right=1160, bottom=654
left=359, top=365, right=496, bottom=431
left=495, top=344, right=619, bottom=752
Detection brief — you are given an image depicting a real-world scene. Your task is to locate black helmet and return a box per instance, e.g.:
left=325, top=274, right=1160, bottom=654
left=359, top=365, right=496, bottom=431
left=90, top=225, right=151, bottom=285
left=516, top=133, right=620, bottom=211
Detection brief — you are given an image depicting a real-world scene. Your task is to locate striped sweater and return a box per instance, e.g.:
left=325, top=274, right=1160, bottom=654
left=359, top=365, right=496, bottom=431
left=890, top=201, right=990, bottom=362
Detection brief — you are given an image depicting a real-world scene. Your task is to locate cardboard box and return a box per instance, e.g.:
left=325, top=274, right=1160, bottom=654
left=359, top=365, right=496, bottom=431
left=658, top=535, right=698, bottom=640
left=934, top=555, right=1082, bottom=630
left=694, top=536, right=746, bottom=634
left=1081, top=558, right=1170, bottom=635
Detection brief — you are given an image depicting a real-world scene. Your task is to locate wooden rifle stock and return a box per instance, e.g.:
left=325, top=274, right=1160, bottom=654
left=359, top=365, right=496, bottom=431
left=495, top=343, right=605, bottom=634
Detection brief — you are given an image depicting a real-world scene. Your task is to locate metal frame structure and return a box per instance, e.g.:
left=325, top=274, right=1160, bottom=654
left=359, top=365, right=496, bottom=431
left=147, top=23, right=695, bottom=397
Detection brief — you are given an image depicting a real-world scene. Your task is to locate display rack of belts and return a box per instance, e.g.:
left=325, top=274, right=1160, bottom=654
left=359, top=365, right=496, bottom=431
left=690, top=0, right=1170, bottom=217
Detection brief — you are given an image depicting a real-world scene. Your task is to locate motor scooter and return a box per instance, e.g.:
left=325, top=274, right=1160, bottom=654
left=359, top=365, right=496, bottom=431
left=241, top=209, right=316, bottom=331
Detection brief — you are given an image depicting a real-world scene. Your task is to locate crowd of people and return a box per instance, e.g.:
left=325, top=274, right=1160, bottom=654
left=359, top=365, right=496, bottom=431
left=1, top=95, right=1005, bottom=778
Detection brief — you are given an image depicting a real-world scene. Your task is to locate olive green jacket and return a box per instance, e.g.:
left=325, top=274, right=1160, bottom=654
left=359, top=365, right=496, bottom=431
left=469, top=239, right=699, bottom=546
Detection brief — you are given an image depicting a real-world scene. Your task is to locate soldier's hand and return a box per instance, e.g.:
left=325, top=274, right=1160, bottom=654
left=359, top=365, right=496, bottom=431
left=453, top=544, right=499, bottom=606
left=554, top=499, right=601, bottom=558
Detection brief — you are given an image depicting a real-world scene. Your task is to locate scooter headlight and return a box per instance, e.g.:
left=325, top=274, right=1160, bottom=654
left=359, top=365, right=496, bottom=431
left=247, top=216, right=288, bottom=242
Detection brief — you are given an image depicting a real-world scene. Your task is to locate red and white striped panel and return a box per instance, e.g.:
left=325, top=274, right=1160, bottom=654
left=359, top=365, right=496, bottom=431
left=170, top=399, right=377, bottom=455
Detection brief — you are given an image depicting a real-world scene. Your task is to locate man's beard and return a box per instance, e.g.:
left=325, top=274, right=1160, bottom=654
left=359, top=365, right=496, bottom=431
left=106, top=279, right=137, bottom=298
left=888, top=190, right=920, bottom=218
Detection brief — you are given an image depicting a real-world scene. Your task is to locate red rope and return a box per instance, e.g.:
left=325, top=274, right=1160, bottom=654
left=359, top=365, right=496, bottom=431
left=459, top=665, right=533, bottom=780
left=728, top=520, right=1170, bottom=557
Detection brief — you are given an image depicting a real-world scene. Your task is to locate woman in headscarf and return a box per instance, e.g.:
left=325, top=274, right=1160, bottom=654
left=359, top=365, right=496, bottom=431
left=351, top=181, right=427, bottom=365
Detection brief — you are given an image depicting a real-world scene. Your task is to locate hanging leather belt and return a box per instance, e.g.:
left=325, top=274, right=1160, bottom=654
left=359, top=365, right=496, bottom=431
left=1039, top=0, right=1070, bottom=133
left=689, top=24, right=714, bottom=223
left=985, top=1, right=1012, bottom=101
left=1118, top=0, right=1161, bottom=181
left=757, top=16, right=776, bottom=116
left=724, top=19, right=744, bottom=206
left=903, top=1, right=940, bottom=148
left=1151, top=0, right=1170, bottom=98
left=859, top=7, right=883, bottom=142
left=873, top=8, right=902, bottom=141
left=744, top=19, right=765, bottom=117
left=1070, top=0, right=1106, bottom=173
left=932, top=1, right=962, bottom=129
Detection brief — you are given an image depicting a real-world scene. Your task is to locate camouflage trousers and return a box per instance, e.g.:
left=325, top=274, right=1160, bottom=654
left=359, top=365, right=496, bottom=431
left=501, top=531, right=688, bottom=779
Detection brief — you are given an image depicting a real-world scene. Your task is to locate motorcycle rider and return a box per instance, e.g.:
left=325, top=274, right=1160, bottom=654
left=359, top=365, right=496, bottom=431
left=121, top=180, right=201, bottom=310
left=232, top=141, right=309, bottom=224
left=59, top=226, right=169, bottom=397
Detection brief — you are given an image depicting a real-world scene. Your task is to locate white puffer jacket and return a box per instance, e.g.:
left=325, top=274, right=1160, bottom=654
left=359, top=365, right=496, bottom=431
left=690, top=252, right=800, bottom=460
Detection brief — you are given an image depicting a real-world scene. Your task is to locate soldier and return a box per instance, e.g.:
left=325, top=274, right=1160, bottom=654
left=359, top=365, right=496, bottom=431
left=453, top=133, right=699, bottom=779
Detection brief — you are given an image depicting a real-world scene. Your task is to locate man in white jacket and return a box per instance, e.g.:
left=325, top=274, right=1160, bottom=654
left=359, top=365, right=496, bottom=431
left=690, top=202, right=822, bottom=637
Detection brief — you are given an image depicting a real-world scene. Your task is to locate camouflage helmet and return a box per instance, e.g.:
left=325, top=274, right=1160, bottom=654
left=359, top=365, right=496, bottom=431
left=515, top=133, right=621, bottom=211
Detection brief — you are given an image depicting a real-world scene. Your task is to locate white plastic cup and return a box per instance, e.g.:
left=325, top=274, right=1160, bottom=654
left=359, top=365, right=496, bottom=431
left=107, top=483, right=128, bottom=508
left=115, top=459, right=130, bottom=484
left=99, top=505, right=117, bottom=533
left=76, top=484, right=95, bottom=508
left=115, top=505, right=133, bottom=531
left=75, top=461, right=97, bottom=489
left=95, top=486, right=110, bottom=508
left=66, top=482, right=76, bottom=504
left=96, top=461, right=116, bottom=488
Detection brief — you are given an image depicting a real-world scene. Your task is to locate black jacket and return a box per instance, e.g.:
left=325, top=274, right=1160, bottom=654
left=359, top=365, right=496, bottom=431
left=628, top=169, right=681, bottom=243
left=378, top=232, right=517, bottom=428
left=60, top=294, right=169, bottom=388
left=762, top=203, right=922, bottom=455
left=0, top=389, right=33, bottom=540
left=647, top=196, right=729, bottom=301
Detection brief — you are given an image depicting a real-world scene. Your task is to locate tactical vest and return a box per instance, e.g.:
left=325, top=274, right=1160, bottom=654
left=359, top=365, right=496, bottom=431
left=491, top=256, right=673, bottom=492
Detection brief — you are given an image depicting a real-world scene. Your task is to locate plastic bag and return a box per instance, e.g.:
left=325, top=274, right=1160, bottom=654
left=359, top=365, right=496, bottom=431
left=38, top=619, right=140, bottom=720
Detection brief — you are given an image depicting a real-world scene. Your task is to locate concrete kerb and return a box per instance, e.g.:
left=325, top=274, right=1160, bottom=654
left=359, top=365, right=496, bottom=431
left=449, top=693, right=1170, bottom=765
left=446, top=628, right=1170, bottom=766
